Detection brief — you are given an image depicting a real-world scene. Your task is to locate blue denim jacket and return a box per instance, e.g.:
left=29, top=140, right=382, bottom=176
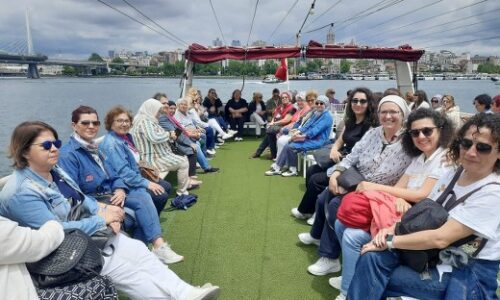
left=59, top=136, right=128, bottom=195
left=100, top=131, right=149, bottom=190
left=0, top=165, right=106, bottom=235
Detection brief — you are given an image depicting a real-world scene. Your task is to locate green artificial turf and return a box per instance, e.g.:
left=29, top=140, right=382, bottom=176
left=162, top=138, right=338, bottom=300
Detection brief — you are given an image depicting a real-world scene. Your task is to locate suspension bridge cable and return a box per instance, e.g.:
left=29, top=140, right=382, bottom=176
left=208, top=0, right=228, bottom=46
left=120, top=0, right=189, bottom=46
left=96, top=0, right=185, bottom=46
left=268, top=0, right=299, bottom=41
left=423, top=34, right=500, bottom=48
left=361, top=0, right=489, bottom=41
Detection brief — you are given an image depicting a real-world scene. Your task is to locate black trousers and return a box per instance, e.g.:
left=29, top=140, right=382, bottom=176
left=297, top=164, right=329, bottom=214
left=229, top=117, right=245, bottom=137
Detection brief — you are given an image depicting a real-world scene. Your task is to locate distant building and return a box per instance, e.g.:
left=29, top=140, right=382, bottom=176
left=326, top=28, right=335, bottom=45
left=213, top=38, right=223, bottom=47
left=231, top=40, right=241, bottom=47
left=108, top=50, right=115, bottom=58
left=252, top=40, right=266, bottom=47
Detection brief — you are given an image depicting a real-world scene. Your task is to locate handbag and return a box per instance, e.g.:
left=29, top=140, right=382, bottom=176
left=337, top=167, right=365, bottom=192
left=169, top=194, right=198, bottom=210
left=37, top=275, right=118, bottom=300
left=266, top=124, right=282, bottom=135
left=27, top=229, right=104, bottom=288
left=312, top=144, right=334, bottom=169
left=138, top=160, right=160, bottom=182
left=168, top=141, right=185, bottom=156
left=336, top=192, right=372, bottom=232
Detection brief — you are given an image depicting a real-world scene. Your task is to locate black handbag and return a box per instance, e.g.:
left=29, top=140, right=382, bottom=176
left=266, top=124, right=282, bottom=135
left=337, top=167, right=365, bottom=191
left=312, top=144, right=334, bottom=169
left=27, top=229, right=104, bottom=288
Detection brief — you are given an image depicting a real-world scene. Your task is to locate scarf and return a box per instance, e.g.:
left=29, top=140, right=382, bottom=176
left=72, top=133, right=106, bottom=173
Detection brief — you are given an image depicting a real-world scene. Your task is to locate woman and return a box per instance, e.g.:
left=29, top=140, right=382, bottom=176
left=330, top=108, right=454, bottom=300
left=58, top=106, right=183, bottom=264
left=0, top=217, right=63, bottom=300
left=291, top=87, right=378, bottom=219
left=186, top=88, right=217, bottom=155
left=430, top=94, right=443, bottom=110
left=202, top=88, right=233, bottom=135
left=300, top=95, right=412, bottom=277
left=348, top=113, right=500, bottom=300
left=101, top=106, right=172, bottom=215
left=410, top=89, right=430, bottom=111
left=265, top=94, right=328, bottom=177
left=272, top=91, right=311, bottom=161
left=251, top=91, right=296, bottom=159
left=225, top=89, right=248, bottom=141
left=131, top=99, right=194, bottom=195
left=0, top=121, right=220, bottom=300
left=247, top=91, right=267, bottom=137
left=441, top=94, right=462, bottom=130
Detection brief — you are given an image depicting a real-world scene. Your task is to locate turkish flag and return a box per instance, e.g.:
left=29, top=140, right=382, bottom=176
left=274, top=58, right=288, bottom=81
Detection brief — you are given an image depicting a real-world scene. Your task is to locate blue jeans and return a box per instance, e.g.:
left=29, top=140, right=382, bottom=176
left=309, top=188, right=342, bottom=259
left=195, top=142, right=210, bottom=170
left=147, top=179, right=171, bottom=215
left=124, top=188, right=163, bottom=244
left=276, top=143, right=298, bottom=168
left=348, top=250, right=500, bottom=300
left=204, top=126, right=215, bottom=150
left=334, top=220, right=371, bottom=295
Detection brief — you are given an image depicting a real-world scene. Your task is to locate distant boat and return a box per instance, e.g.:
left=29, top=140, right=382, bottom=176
left=262, top=75, right=281, bottom=83
left=491, top=77, right=499, bottom=82
left=363, top=75, right=376, bottom=81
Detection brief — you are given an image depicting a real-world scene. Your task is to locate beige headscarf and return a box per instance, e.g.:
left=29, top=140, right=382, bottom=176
left=134, top=98, right=163, bottom=125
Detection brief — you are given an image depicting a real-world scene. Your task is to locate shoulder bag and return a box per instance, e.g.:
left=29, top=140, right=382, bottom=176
left=337, top=167, right=365, bottom=192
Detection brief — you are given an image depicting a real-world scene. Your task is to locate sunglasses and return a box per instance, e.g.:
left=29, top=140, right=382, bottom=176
left=33, top=139, right=62, bottom=150
left=351, top=98, right=368, bottom=105
left=407, top=127, right=438, bottom=138
left=431, top=99, right=439, bottom=103
left=79, top=120, right=101, bottom=126
left=315, top=102, right=325, bottom=106
left=459, top=138, right=493, bottom=154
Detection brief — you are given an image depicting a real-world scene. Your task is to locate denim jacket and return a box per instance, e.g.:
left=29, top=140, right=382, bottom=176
left=100, top=131, right=149, bottom=190
left=290, top=110, right=333, bottom=151
left=59, top=136, right=128, bottom=195
left=0, top=166, right=105, bottom=235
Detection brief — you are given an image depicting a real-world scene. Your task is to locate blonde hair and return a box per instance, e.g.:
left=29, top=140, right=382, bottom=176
left=305, top=89, right=318, bottom=101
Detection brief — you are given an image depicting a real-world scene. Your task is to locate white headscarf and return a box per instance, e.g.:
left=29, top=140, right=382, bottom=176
left=378, top=95, right=410, bottom=120
left=134, top=98, right=163, bottom=125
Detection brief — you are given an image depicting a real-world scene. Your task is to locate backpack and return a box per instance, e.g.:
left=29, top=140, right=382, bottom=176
left=27, top=228, right=104, bottom=288
left=395, top=167, right=497, bottom=273
left=170, top=194, right=198, bottom=210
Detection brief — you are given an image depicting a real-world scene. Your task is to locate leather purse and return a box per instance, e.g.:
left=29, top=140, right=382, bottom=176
left=138, top=160, right=161, bottom=182
left=337, top=167, right=365, bottom=191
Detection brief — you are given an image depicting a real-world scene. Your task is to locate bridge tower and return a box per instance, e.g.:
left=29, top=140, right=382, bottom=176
left=25, top=8, right=40, bottom=79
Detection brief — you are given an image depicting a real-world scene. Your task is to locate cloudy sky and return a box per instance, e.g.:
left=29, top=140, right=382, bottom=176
left=1, top=0, right=499, bottom=59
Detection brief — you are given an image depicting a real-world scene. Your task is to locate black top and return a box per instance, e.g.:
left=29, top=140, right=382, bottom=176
left=225, top=98, right=248, bottom=119
left=247, top=101, right=267, bottom=121
left=341, top=121, right=371, bottom=154
left=202, top=97, right=223, bottom=118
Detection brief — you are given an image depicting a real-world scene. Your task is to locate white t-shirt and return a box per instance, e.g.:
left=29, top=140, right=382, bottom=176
left=429, top=169, right=500, bottom=260
left=404, top=147, right=449, bottom=190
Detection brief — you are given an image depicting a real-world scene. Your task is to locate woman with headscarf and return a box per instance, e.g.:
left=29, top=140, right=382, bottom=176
left=130, top=99, right=192, bottom=195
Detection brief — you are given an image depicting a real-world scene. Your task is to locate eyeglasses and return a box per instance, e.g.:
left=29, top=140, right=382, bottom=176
left=351, top=98, right=368, bottom=105
left=306, top=99, right=315, bottom=102
left=32, top=139, right=62, bottom=150
left=459, top=138, right=494, bottom=154
left=79, top=120, right=101, bottom=126
left=408, top=127, right=438, bottom=138
left=114, top=119, right=131, bottom=125
left=378, top=110, right=400, bottom=116
left=315, top=102, right=325, bottom=106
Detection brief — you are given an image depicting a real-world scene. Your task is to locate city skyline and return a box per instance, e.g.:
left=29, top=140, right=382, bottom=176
left=1, top=0, right=499, bottom=59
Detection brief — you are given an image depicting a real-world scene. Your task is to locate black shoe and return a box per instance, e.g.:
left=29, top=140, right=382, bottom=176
left=249, top=153, right=260, bottom=159
left=204, top=167, right=220, bottom=173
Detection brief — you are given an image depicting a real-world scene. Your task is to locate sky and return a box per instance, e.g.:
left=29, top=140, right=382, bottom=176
left=0, top=0, right=499, bottom=59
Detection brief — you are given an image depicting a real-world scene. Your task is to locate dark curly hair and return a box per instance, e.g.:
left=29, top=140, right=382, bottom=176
left=449, top=113, right=500, bottom=174
left=413, top=90, right=429, bottom=108
left=402, top=108, right=454, bottom=157
left=344, top=87, right=379, bottom=128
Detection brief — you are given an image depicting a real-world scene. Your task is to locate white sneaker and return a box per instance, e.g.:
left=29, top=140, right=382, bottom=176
left=291, top=208, right=312, bottom=220
left=282, top=170, right=298, bottom=177
left=206, top=149, right=216, bottom=155
left=328, top=276, right=342, bottom=290
left=306, top=213, right=315, bottom=225
left=307, top=257, right=341, bottom=276
left=334, top=293, right=346, bottom=300
left=186, top=283, right=220, bottom=300
left=228, top=129, right=238, bottom=136
left=214, top=145, right=220, bottom=149
left=221, top=133, right=232, bottom=139
left=265, top=169, right=282, bottom=176
left=152, top=243, right=184, bottom=264
left=298, top=232, right=320, bottom=246
left=234, top=137, right=243, bottom=141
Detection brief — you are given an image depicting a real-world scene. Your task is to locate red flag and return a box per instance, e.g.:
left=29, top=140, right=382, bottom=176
left=274, top=58, right=288, bottom=81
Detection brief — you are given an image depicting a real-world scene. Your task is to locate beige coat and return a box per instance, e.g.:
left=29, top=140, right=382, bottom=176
left=0, top=217, right=64, bottom=300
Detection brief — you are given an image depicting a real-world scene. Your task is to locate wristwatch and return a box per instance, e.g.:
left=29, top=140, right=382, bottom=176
left=386, top=234, right=394, bottom=250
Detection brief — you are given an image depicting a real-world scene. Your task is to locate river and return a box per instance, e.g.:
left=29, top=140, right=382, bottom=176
left=0, top=77, right=498, bottom=175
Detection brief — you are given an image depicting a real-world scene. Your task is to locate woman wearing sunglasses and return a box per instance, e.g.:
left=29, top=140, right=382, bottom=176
left=347, top=113, right=500, bottom=300
left=328, top=108, right=454, bottom=300
left=291, top=87, right=378, bottom=219
left=441, top=94, right=462, bottom=130
left=58, top=105, right=184, bottom=264
left=0, top=121, right=220, bottom=300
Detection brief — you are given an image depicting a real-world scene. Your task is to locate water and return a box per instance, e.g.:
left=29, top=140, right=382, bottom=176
left=0, top=77, right=498, bottom=176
